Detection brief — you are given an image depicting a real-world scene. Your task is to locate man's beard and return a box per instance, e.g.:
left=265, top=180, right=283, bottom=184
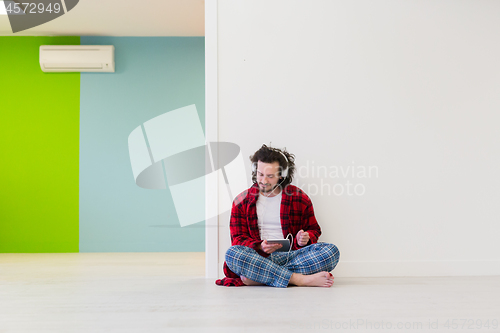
left=259, top=183, right=276, bottom=193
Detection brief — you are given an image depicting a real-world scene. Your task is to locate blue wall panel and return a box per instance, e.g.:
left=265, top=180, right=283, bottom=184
left=79, top=37, right=205, bottom=252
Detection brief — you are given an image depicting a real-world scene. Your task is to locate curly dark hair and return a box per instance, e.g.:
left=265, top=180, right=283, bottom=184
left=250, top=144, right=296, bottom=188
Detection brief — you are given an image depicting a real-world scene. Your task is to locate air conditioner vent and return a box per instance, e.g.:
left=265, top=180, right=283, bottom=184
left=39, top=45, right=115, bottom=73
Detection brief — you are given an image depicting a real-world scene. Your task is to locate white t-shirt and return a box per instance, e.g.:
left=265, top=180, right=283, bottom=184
left=256, top=190, right=284, bottom=240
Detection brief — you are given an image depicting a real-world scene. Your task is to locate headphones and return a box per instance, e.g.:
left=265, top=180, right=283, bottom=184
left=252, top=148, right=289, bottom=179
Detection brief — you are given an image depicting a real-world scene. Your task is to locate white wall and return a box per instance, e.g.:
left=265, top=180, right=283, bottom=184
left=216, top=0, right=500, bottom=277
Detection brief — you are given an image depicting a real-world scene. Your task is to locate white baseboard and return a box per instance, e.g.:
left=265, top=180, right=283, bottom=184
left=334, top=260, right=500, bottom=277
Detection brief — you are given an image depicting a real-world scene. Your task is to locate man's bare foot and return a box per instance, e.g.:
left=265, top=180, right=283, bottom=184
left=289, top=272, right=334, bottom=287
left=241, top=276, right=265, bottom=286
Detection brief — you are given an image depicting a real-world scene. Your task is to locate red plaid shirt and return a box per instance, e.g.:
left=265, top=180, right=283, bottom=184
left=230, top=183, right=322, bottom=255
left=216, top=183, right=322, bottom=286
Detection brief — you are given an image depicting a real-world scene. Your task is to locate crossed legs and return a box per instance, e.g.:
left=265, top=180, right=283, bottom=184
left=225, top=243, right=340, bottom=288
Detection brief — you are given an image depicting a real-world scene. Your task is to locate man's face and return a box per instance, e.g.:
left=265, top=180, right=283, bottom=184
left=256, top=161, right=281, bottom=194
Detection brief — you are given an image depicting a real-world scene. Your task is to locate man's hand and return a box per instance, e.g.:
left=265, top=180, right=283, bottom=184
left=259, top=240, right=283, bottom=254
left=297, top=230, right=310, bottom=246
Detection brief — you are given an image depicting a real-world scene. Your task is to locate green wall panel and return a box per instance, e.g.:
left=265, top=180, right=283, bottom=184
left=0, top=36, right=80, bottom=253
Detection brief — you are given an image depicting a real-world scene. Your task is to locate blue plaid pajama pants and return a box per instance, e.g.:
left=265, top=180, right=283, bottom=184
left=225, top=243, right=340, bottom=288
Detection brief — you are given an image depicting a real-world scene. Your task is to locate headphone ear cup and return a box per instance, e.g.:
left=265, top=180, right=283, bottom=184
left=281, top=167, right=288, bottom=179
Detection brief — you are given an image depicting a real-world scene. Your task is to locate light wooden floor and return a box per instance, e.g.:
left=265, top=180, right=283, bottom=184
left=1, top=253, right=499, bottom=333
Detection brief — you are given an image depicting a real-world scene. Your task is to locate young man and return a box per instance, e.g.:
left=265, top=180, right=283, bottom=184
left=215, top=144, right=340, bottom=288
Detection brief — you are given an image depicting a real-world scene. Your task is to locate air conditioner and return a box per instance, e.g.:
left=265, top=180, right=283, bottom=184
left=39, top=45, right=115, bottom=73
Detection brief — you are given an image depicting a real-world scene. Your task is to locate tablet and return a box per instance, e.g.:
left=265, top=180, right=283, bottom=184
left=266, top=239, right=291, bottom=252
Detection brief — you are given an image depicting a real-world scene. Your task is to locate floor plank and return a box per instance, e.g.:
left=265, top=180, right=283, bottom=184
left=1, top=253, right=499, bottom=332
